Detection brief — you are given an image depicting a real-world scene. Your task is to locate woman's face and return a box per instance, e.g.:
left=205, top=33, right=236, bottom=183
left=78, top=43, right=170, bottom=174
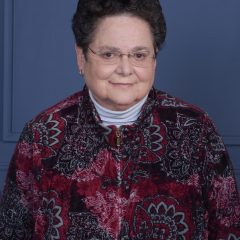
left=76, top=15, right=157, bottom=111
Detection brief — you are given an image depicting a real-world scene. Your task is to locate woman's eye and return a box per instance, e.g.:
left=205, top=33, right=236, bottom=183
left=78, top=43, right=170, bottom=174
left=133, top=52, right=147, bottom=60
left=101, top=52, right=115, bottom=59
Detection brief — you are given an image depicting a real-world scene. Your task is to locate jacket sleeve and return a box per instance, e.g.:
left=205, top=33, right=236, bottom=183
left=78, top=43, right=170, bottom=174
left=0, top=123, right=37, bottom=240
left=202, top=114, right=240, bottom=239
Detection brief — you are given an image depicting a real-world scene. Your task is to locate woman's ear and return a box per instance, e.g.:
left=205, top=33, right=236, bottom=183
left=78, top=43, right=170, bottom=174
left=75, top=44, right=86, bottom=75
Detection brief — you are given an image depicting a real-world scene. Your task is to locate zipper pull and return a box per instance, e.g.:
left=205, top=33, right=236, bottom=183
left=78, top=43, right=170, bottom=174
left=116, top=128, right=121, bottom=147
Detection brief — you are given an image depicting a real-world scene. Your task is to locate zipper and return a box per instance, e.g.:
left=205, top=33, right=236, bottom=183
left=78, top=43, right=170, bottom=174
left=116, top=127, right=122, bottom=230
left=116, top=127, right=121, bottom=148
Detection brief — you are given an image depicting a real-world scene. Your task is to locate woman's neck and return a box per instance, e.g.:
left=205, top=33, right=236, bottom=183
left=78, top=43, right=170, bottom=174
left=89, top=90, right=148, bottom=127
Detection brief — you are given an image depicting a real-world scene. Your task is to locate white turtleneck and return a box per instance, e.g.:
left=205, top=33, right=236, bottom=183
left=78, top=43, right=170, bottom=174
left=89, top=90, right=148, bottom=127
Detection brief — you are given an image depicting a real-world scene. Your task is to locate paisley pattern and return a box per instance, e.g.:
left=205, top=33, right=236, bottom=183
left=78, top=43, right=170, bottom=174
left=163, top=112, right=203, bottom=180
left=67, top=212, right=112, bottom=240
left=55, top=123, right=105, bottom=176
left=137, top=115, right=167, bottom=164
left=228, top=234, right=240, bottom=240
left=0, top=87, right=239, bottom=239
left=133, top=195, right=189, bottom=239
left=42, top=196, right=63, bottom=239
left=0, top=181, right=33, bottom=239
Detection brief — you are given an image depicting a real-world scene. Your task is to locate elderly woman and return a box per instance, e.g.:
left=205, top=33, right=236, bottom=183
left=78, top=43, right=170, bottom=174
left=0, top=0, right=240, bottom=239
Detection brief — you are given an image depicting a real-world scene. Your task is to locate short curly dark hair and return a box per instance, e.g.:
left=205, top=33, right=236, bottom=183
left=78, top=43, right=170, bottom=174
left=72, top=0, right=166, bottom=55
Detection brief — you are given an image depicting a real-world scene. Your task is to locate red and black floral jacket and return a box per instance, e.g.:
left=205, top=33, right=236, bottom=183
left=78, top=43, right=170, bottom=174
left=0, top=87, right=240, bottom=239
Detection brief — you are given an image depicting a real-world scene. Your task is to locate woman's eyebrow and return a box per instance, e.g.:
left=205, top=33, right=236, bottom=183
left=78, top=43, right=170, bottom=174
left=131, top=46, right=151, bottom=52
left=97, top=46, right=121, bottom=52
left=97, top=45, right=151, bottom=52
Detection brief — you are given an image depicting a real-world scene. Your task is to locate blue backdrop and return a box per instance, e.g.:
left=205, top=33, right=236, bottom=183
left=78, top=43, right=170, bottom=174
left=0, top=0, right=240, bottom=190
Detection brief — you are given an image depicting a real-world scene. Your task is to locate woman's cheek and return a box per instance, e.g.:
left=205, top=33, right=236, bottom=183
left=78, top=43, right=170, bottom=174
left=94, top=64, right=116, bottom=80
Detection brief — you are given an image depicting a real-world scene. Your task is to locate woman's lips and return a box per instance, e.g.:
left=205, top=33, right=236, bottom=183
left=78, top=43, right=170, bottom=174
left=110, top=82, right=134, bottom=87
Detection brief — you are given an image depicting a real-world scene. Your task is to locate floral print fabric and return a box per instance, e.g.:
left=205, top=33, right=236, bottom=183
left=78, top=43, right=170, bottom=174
left=0, top=87, right=240, bottom=239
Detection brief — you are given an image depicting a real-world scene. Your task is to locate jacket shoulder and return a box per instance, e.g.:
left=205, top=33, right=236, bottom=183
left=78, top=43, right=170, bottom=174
left=19, top=90, right=85, bottom=146
left=155, top=89, right=208, bottom=119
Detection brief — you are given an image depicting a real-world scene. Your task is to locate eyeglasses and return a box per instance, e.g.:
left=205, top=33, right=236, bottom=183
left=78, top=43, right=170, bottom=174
left=88, top=47, right=155, bottom=68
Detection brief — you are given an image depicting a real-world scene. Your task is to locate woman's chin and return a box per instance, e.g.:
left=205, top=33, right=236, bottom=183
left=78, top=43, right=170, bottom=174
left=104, top=96, right=139, bottom=111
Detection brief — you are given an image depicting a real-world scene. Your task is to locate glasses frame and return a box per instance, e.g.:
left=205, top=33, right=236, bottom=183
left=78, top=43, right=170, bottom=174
left=87, top=47, right=156, bottom=67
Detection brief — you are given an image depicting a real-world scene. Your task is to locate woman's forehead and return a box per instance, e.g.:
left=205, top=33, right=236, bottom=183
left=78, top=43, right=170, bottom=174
left=91, top=15, right=154, bottom=49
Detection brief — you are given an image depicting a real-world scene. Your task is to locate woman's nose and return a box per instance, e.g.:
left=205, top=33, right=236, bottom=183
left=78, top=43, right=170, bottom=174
left=115, top=55, right=133, bottom=76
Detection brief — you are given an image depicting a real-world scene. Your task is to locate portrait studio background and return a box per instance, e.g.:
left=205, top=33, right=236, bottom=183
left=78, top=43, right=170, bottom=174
left=0, top=0, right=240, bottom=190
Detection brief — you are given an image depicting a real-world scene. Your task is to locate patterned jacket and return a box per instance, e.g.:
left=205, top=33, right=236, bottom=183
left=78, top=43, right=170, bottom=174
left=0, top=87, right=240, bottom=239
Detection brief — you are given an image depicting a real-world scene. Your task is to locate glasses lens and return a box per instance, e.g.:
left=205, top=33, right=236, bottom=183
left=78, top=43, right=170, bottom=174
left=90, top=48, right=154, bottom=67
left=98, top=51, right=119, bottom=65
left=130, top=53, right=154, bottom=68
